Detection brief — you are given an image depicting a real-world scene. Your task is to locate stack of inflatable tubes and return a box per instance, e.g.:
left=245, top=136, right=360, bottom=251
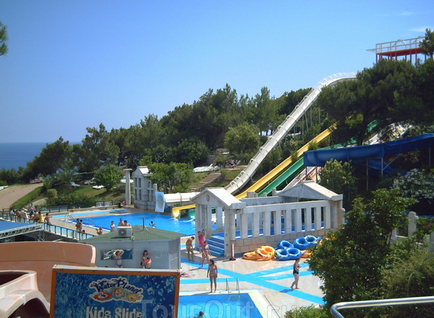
left=274, top=236, right=322, bottom=260
left=277, top=240, right=293, bottom=249
left=293, top=235, right=321, bottom=250
left=275, top=247, right=302, bottom=261
left=242, top=246, right=275, bottom=261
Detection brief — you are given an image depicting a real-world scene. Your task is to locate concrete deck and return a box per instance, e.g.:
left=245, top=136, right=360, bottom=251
left=179, top=237, right=324, bottom=317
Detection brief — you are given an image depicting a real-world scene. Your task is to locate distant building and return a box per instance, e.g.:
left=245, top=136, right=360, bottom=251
left=132, top=166, right=157, bottom=211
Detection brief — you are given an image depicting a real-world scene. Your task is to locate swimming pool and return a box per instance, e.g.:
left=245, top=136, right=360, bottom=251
left=57, top=211, right=215, bottom=236
left=178, top=292, right=264, bottom=318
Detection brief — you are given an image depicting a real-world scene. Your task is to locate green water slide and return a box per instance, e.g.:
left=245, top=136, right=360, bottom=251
left=258, top=158, right=305, bottom=196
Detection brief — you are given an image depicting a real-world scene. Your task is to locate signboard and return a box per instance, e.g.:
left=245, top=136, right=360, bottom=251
left=50, top=265, right=180, bottom=318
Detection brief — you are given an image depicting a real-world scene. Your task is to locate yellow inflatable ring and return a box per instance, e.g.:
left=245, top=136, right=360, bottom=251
left=261, top=246, right=275, bottom=258
left=255, top=248, right=273, bottom=261
left=242, top=252, right=259, bottom=260
left=301, top=250, right=311, bottom=258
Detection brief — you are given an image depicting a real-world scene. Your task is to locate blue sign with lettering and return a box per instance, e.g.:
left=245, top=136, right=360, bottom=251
left=50, top=265, right=180, bottom=318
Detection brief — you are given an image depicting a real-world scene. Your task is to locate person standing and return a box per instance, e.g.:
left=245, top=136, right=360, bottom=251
left=44, top=213, right=52, bottom=225
left=200, top=240, right=210, bottom=268
left=186, top=236, right=195, bottom=261
left=110, top=221, right=115, bottom=232
left=207, top=259, right=218, bottom=292
left=75, top=219, right=82, bottom=232
left=114, top=250, right=124, bottom=268
left=290, top=257, right=301, bottom=289
left=198, top=230, right=205, bottom=251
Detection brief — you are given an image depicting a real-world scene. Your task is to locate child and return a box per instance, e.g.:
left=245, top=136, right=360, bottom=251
left=141, top=250, right=149, bottom=268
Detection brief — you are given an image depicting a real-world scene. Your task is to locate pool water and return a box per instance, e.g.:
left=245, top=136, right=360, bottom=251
left=64, top=211, right=208, bottom=236
left=178, top=293, right=262, bottom=318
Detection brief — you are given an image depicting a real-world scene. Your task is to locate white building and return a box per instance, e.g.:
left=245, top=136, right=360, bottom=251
left=132, top=166, right=157, bottom=211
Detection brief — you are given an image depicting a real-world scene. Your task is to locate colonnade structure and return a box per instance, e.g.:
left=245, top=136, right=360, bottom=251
left=191, top=181, right=344, bottom=257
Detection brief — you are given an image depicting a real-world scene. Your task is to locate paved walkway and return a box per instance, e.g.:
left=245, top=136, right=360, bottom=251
left=0, top=183, right=43, bottom=210
left=178, top=238, right=324, bottom=317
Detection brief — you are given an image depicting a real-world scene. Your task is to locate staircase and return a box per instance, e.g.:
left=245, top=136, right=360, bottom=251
left=207, top=234, right=225, bottom=257
left=190, top=172, right=221, bottom=192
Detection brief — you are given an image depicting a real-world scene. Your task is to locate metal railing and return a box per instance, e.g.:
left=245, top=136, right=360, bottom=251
left=225, top=277, right=241, bottom=295
left=0, top=213, right=95, bottom=240
left=41, top=223, right=95, bottom=240
left=331, top=296, right=434, bottom=318
left=1, top=200, right=118, bottom=214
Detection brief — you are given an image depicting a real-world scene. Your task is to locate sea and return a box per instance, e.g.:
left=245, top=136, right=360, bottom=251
left=0, top=142, right=49, bottom=170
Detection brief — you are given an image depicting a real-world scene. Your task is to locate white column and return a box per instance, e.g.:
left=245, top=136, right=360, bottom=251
left=124, top=169, right=132, bottom=205
left=224, top=209, right=236, bottom=257
left=324, top=204, right=331, bottom=230
left=194, top=204, right=202, bottom=250
left=205, top=205, right=212, bottom=238
left=306, top=207, right=313, bottom=233
left=273, top=210, right=280, bottom=236
left=215, top=207, right=224, bottom=232
left=408, top=211, right=418, bottom=237
left=240, top=212, right=248, bottom=239
left=252, top=211, right=260, bottom=237
left=295, top=208, right=303, bottom=234
left=315, top=206, right=322, bottom=231
left=263, top=211, right=271, bottom=236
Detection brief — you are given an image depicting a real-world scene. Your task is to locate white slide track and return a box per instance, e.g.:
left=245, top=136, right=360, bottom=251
left=225, top=72, right=357, bottom=195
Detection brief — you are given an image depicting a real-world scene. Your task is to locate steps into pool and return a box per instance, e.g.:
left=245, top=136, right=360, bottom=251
left=207, top=235, right=224, bottom=257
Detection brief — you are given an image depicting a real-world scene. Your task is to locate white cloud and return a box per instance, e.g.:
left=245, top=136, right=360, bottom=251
left=410, top=27, right=433, bottom=33
left=399, top=11, right=415, bottom=16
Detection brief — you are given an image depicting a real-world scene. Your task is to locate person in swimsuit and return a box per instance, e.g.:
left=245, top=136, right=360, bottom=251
left=110, top=221, right=115, bottom=232
left=114, top=249, right=124, bottom=268
left=200, top=240, right=210, bottom=268
left=141, top=250, right=149, bottom=268
left=207, top=259, right=218, bottom=292
left=290, top=257, right=301, bottom=289
left=186, top=236, right=195, bottom=261
left=198, top=230, right=205, bottom=251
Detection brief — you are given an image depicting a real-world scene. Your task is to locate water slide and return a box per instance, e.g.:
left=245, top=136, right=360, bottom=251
left=235, top=125, right=334, bottom=199
left=171, top=72, right=356, bottom=214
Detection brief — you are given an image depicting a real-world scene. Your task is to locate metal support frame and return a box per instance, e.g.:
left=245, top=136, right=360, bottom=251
left=331, top=296, right=434, bottom=318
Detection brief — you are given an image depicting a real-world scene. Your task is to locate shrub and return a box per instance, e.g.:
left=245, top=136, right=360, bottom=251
left=50, top=192, right=94, bottom=208
left=46, top=189, right=57, bottom=198
left=284, top=305, right=330, bottom=318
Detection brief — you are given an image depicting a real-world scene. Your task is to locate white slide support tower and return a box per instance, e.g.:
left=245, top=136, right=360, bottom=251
left=225, top=72, right=357, bottom=195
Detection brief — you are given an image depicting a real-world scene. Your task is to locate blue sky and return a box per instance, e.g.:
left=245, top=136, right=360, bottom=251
left=0, top=1, right=432, bottom=143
